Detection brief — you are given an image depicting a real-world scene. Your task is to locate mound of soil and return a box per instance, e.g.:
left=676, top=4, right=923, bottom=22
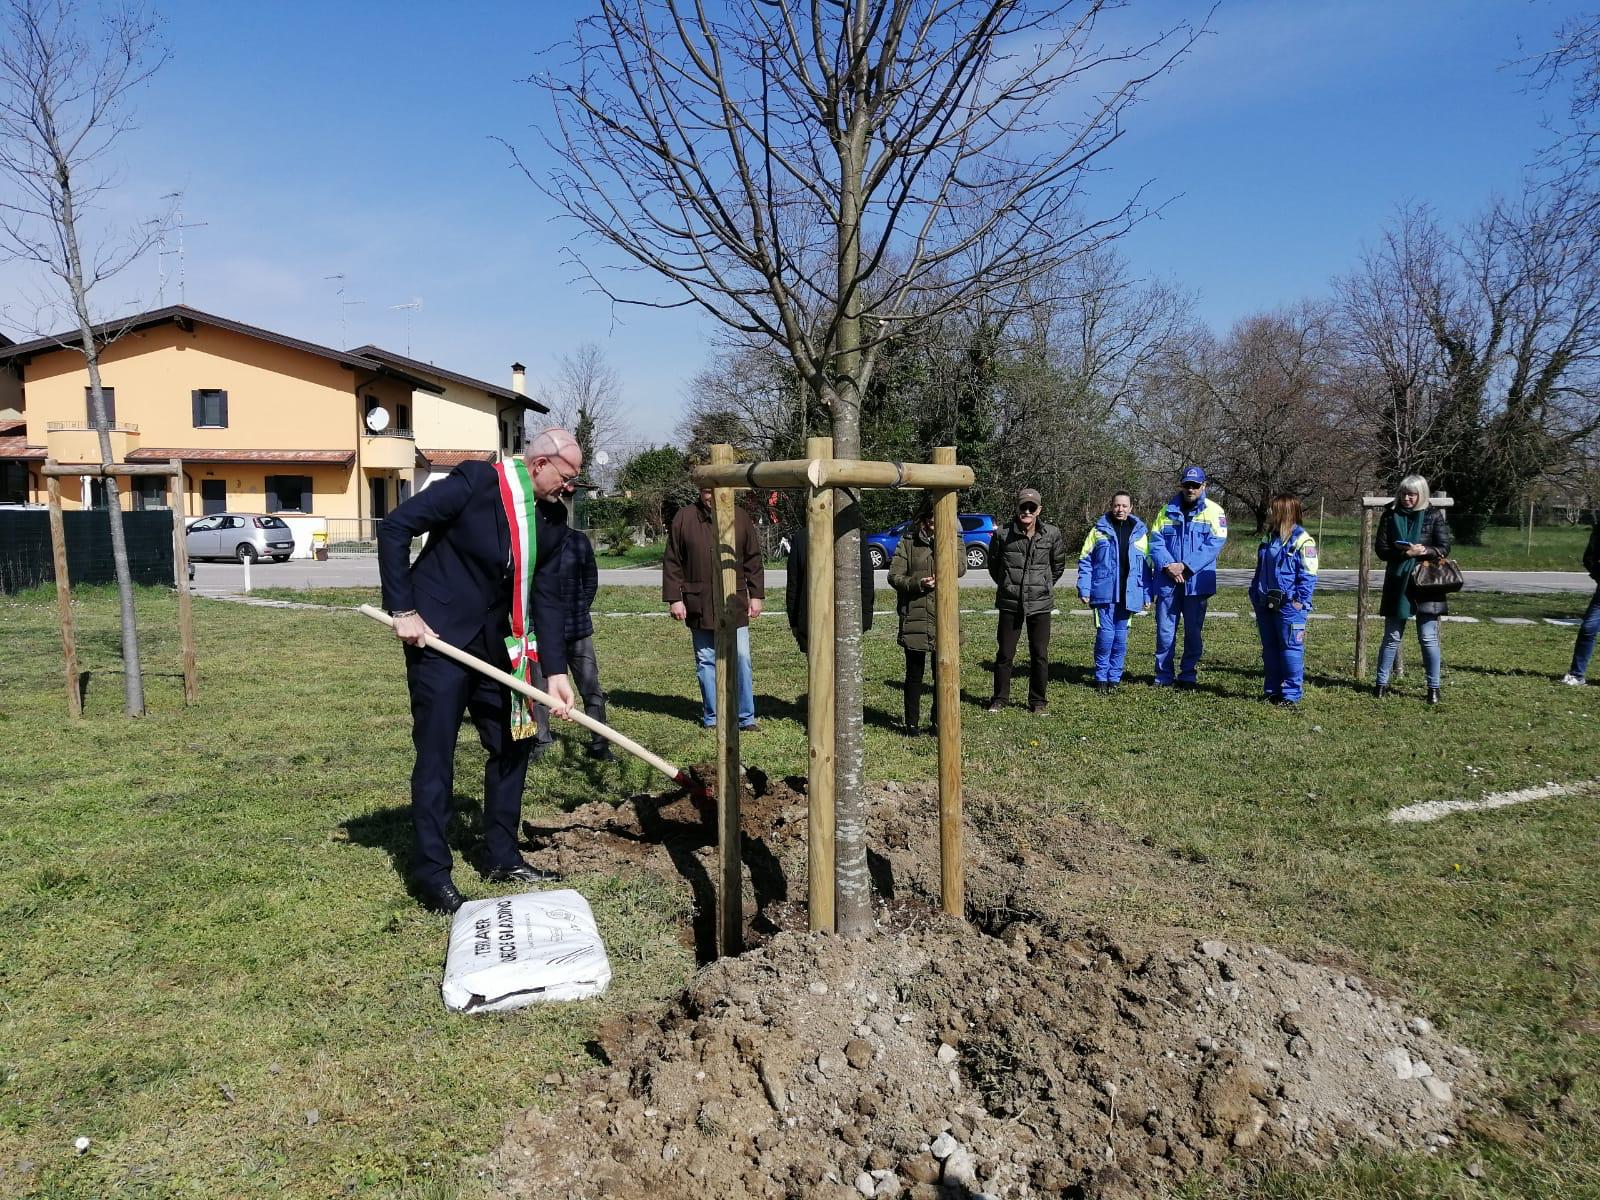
left=499, top=782, right=1484, bottom=1199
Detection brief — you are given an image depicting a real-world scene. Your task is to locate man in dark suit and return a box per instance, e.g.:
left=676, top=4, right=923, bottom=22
left=378, top=427, right=582, bottom=913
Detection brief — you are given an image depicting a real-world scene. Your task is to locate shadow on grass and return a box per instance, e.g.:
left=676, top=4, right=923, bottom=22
left=341, top=794, right=488, bottom=895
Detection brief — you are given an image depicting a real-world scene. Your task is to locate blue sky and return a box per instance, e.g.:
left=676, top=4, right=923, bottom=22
left=0, top=0, right=1586, bottom=447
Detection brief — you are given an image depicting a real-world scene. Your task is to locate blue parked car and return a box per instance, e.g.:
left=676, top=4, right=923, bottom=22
left=865, top=513, right=997, bottom=571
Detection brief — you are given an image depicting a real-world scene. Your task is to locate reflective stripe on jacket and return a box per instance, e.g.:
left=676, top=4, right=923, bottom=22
left=1248, top=524, right=1318, bottom=611
left=1076, top=514, right=1152, bottom=609
left=1148, top=495, right=1229, bottom=597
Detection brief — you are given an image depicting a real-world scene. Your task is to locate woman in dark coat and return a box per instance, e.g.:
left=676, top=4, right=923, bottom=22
left=1374, top=473, right=1454, bottom=704
left=889, top=503, right=965, bottom=733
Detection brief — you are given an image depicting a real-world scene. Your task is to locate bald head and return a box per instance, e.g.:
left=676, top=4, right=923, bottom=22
left=525, top=426, right=583, bottom=501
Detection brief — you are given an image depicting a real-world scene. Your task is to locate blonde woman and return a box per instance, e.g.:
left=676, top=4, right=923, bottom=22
left=1373, top=474, right=1453, bottom=704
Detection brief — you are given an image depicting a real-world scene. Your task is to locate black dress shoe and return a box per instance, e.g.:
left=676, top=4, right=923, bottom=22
left=1175, top=680, right=1198, bottom=691
left=1427, top=687, right=1440, bottom=706
left=485, top=862, right=560, bottom=885
left=587, top=743, right=617, bottom=763
left=1095, top=681, right=1110, bottom=695
left=419, top=880, right=464, bottom=914
left=1375, top=683, right=1389, bottom=698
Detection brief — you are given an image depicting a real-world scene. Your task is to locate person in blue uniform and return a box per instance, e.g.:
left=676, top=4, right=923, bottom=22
left=1147, top=466, right=1229, bottom=688
left=1249, top=493, right=1319, bottom=707
left=1076, top=490, right=1151, bottom=693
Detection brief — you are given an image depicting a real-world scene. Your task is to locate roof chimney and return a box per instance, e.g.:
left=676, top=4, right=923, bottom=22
left=511, top=362, right=526, bottom=395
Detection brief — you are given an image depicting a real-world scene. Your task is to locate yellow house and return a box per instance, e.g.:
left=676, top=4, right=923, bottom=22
left=0, top=305, right=545, bottom=522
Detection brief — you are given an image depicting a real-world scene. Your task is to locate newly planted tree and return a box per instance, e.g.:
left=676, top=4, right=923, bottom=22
left=528, top=0, right=1202, bottom=934
left=0, top=0, right=167, bottom=715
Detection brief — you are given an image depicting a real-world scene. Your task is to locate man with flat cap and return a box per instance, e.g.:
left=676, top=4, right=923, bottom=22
left=378, top=427, right=582, bottom=913
left=1148, top=465, right=1229, bottom=689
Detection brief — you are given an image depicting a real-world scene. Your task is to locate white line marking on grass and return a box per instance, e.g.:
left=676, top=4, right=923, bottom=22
left=1544, top=618, right=1580, bottom=627
left=1387, top=779, right=1599, bottom=824
left=1441, top=615, right=1479, bottom=623
left=1491, top=617, right=1536, bottom=625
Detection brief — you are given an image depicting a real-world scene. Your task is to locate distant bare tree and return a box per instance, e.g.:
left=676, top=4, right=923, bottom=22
left=526, top=0, right=1205, bottom=936
left=0, top=0, right=168, bottom=716
left=542, top=342, right=626, bottom=475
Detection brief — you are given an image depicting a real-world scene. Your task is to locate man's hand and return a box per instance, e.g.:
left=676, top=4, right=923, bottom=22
left=1078, top=592, right=1090, bottom=605
left=392, top=612, right=435, bottom=647
left=1165, top=562, right=1187, bottom=583
left=669, top=600, right=688, bottom=621
left=1405, top=542, right=1428, bottom=558
left=543, top=672, right=576, bottom=719
left=921, top=575, right=936, bottom=591
left=749, top=597, right=764, bottom=619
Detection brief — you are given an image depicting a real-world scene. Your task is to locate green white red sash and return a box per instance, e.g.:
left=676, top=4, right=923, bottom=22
left=496, top=459, right=539, bottom=740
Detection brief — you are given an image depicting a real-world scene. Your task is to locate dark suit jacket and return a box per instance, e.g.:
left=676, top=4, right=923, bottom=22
left=377, top=460, right=569, bottom=676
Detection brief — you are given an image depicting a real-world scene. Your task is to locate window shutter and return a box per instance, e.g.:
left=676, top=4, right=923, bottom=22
left=192, top=390, right=203, bottom=427
left=299, top=475, right=313, bottom=514
left=219, top=391, right=229, bottom=428
left=265, top=476, right=280, bottom=513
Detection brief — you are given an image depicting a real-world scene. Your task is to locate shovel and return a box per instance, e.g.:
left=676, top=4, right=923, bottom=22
left=358, top=604, right=708, bottom=798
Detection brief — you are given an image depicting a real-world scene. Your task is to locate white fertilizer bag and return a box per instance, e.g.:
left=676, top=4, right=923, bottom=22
left=441, top=889, right=612, bottom=1014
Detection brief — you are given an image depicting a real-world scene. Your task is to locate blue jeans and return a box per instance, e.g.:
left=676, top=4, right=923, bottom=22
left=691, top=625, right=755, bottom=726
left=1570, top=585, right=1600, bottom=679
left=1153, top=589, right=1210, bottom=684
left=1092, top=604, right=1133, bottom=683
left=1255, top=605, right=1308, bottom=702
left=1376, top=614, right=1441, bottom=689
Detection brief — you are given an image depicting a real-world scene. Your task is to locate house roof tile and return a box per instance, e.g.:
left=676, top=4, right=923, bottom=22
left=0, top=437, right=45, bottom=460
left=350, top=345, right=545, bottom=409
left=127, top=447, right=356, bottom=466
left=420, top=448, right=498, bottom=468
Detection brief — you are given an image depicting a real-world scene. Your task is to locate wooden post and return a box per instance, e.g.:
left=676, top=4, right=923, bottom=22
left=710, top=443, right=742, bottom=957
left=171, top=460, right=198, bottom=703
left=932, top=447, right=963, bottom=918
left=45, top=475, right=82, bottom=718
left=1355, top=505, right=1375, bottom=682
left=804, top=436, right=836, bottom=933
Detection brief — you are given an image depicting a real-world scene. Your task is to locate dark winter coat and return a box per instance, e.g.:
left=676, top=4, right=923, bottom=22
left=533, top=500, right=598, bottom=645
left=888, top=525, right=967, bottom=652
left=783, top=524, right=874, bottom=653
left=987, top=519, right=1068, bottom=616
left=1375, top=504, right=1454, bottom=619
left=1585, top=521, right=1600, bottom=583
left=662, top=500, right=765, bottom=631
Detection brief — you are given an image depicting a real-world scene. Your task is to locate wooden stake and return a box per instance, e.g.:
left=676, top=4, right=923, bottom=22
left=932, top=448, right=963, bottom=917
left=46, top=475, right=82, bottom=718
left=171, top=460, right=198, bottom=703
left=804, top=436, right=836, bottom=933
left=1355, top=505, right=1375, bottom=681
left=711, top=443, right=743, bottom=958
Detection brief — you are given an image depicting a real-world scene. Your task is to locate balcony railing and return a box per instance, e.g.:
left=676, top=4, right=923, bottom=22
left=47, top=421, right=140, bottom=432
left=363, top=427, right=414, bottom=439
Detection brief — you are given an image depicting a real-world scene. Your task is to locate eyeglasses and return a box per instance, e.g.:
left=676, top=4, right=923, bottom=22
left=1017, top=503, right=1038, bottom=514
left=1180, top=482, right=1203, bottom=490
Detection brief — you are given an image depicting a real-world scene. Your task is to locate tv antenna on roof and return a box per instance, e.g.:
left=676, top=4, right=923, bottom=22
left=324, top=273, right=364, bottom=348
left=156, top=192, right=208, bottom=305
left=389, top=297, right=422, bottom=356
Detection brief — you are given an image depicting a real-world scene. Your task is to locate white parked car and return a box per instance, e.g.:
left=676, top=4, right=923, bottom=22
left=185, top=513, right=296, bottom=562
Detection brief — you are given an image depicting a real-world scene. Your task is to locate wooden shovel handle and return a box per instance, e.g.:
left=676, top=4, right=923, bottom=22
left=357, top=604, right=693, bottom=788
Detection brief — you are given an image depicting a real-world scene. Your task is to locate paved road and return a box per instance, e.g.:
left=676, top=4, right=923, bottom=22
left=193, top=558, right=1596, bottom=596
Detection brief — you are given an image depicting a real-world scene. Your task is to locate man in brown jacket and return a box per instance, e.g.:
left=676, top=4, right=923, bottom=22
left=662, top=487, right=764, bottom=729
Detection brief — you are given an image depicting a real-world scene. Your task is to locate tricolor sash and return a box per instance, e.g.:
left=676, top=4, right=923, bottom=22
left=496, top=459, right=539, bottom=739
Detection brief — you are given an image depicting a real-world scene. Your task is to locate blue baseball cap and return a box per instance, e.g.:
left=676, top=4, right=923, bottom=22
left=1180, top=466, right=1207, bottom=484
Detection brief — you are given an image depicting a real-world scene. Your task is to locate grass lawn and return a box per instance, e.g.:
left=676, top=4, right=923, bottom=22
left=1, top=583, right=1597, bottom=1198
left=1207, top=517, right=1593, bottom=572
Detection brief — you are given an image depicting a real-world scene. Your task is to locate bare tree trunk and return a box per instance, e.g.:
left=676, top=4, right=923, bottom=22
left=832, top=104, right=871, bottom=936
left=59, top=167, right=144, bottom=716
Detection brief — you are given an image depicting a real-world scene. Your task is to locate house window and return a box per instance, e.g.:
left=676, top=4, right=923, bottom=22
left=87, top=479, right=109, bottom=509
left=512, top=420, right=524, bottom=452
left=499, top=419, right=509, bottom=450
left=396, top=402, right=410, bottom=433
left=200, top=479, right=226, bottom=515
left=134, top=476, right=167, bottom=510
left=265, top=474, right=313, bottom=514
left=397, top=478, right=412, bottom=505
left=84, top=386, right=115, bottom=426
left=192, top=389, right=228, bottom=428
left=0, top=462, right=27, bottom=503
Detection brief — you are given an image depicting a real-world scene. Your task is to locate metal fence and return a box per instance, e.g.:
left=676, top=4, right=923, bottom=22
left=321, top=518, right=383, bottom=555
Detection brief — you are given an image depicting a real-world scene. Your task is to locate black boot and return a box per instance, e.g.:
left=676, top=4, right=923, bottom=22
left=1375, top=683, right=1388, bottom=699
left=1427, top=687, right=1440, bottom=706
left=1095, top=681, right=1110, bottom=695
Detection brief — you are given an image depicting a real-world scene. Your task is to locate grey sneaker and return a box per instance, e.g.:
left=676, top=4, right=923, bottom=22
left=1561, top=673, right=1586, bottom=686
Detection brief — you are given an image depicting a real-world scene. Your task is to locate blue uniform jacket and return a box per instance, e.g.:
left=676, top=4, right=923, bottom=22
left=1076, top=514, right=1152, bottom=609
left=1148, top=495, right=1229, bottom=597
left=1248, top=524, right=1319, bottom=611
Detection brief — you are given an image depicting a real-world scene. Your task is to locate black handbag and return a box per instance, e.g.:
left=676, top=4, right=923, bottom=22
left=1412, top=555, right=1464, bottom=593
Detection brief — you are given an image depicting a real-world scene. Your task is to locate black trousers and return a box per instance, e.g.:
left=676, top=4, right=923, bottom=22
left=532, top=634, right=609, bottom=750
left=903, top=648, right=942, bottom=729
left=404, top=627, right=532, bottom=886
left=993, top=609, right=1052, bottom=708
